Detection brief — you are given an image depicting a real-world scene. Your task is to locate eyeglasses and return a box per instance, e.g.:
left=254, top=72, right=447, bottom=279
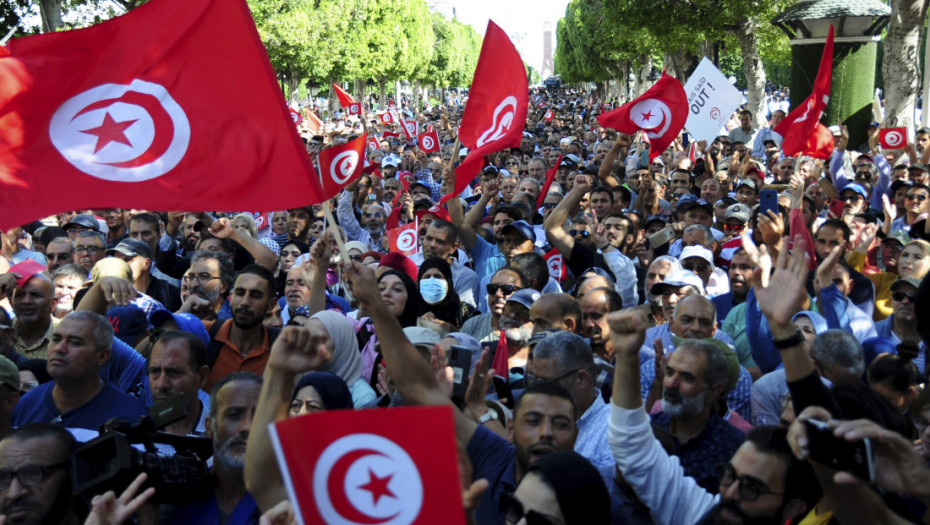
left=74, top=245, right=102, bottom=255
left=0, top=462, right=68, bottom=490
left=66, top=228, right=86, bottom=236
left=840, top=194, right=863, bottom=203
left=525, top=369, right=580, bottom=386
left=182, top=273, right=221, bottom=283
left=716, top=463, right=784, bottom=501
left=542, top=203, right=558, bottom=210
left=882, top=243, right=905, bottom=253
left=906, top=193, right=928, bottom=202
left=682, top=263, right=710, bottom=273
left=499, top=491, right=556, bottom=525
left=722, top=223, right=744, bottom=232
left=892, top=290, right=917, bottom=303
left=348, top=254, right=362, bottom=261
left=487, top=284, right=520, bottom=296
left=569, top=230, right=590, bottom=238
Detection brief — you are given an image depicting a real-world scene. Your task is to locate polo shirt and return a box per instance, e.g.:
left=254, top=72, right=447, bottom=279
left=205, top=319, right=271, bottom=391
left=470, top=235, right=506, bottom=281
left=12, top=381, right=147, bottom=431
left=467, top=425, right=516, bottom=525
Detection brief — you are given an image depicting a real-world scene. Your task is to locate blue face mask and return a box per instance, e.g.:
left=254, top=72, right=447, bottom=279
left=419, top=277, right=448, bottom=305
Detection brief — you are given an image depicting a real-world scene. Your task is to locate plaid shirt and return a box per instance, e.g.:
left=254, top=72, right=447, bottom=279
left=592, top=354, right=614, bottom=402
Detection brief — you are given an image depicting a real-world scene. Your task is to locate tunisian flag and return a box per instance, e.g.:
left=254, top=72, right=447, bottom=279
left=270, top=406, right=464, bottom=525
left=332, top=83, right=357, bottom=107
left=305, top=109, right=324, bottom=135
left=775, top=25, right=834, bottom=158
left=318, top=134, right=367, bottom=201
left=442, top=21, right=528, bottom=204
left=597, top=73, right=687, bottom=161
left=387, top=220, right=419, bottom=256
left=880, top=127, right=908, bottom=150
left=417, top=130, right=440, bottom=153
left=0, top=0, right=323, bottom=230
left=536, top=154, right=562, bottom=208
left=802, top=123, right=835, bottom=160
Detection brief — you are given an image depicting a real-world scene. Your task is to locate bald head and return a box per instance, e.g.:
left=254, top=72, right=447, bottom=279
left=529, top=293, right=582, bottom=334
left=671, top=294, right=717, bottom=340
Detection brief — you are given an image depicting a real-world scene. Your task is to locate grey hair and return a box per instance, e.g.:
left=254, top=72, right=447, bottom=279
left=532, top=331, right=596, bottom=376
left=676, top=339, right=729, bottom=391
left=651, top=255, right=682, bottom=273
left=63, top=311, right=113, bottom=353
left=76, top=230, right=106, bottom=246
left=190, top=250, right=235, bottom=290
left=811, top=329, right=865, bottom=378
left=682, top=224, right=714, bottom=247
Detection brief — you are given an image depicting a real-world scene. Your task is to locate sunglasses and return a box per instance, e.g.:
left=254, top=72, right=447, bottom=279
left=840, top=194, right=863, bottom=202
left=892, top=290, right=917, bottom=302
left=722, top=223, right=744, bottom=232
left=716, top=463, right=784, bottom=501
left=682, top=263, right=710, bottom=273
left=487, top=284, right=520, bottom=296
left=499, top=491, right=556, bottom=525
left=542, top=203, right=558, bottom=209
left=906, top=193, right=928, bottom=202
left=569, top=230, right=591, bottom=238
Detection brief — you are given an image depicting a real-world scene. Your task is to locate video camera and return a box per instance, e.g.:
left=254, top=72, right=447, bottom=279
left=72, top=394, right=213, bottom=505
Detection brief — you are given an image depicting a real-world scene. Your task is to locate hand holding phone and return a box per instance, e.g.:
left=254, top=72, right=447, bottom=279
left=805, top=418, right=875, bottom=481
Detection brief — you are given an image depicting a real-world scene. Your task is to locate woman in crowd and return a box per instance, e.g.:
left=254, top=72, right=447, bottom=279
left=418, top=257, right=475, bottom=333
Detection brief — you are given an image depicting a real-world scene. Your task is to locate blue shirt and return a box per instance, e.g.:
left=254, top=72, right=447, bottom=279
left=651, top=411, right=745, bottom=494
left=467, top=425, right=516, bottom=525
left=12, top=381, right=147, bottom=431
left=170, top=491, right=259, bottom=525
left=470, top=235, right=506, bottom=282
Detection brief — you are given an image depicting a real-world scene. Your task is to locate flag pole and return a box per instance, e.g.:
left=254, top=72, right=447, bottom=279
left=315, top=154, right=350, bottom=265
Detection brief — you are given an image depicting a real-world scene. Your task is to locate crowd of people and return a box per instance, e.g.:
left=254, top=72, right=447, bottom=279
left=1, top=85, right=930, bottom=524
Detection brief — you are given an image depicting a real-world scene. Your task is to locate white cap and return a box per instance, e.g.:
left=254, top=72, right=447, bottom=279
left=678, top=246, right=714, bottom=266
left=649, top=270, right=706, bottom=296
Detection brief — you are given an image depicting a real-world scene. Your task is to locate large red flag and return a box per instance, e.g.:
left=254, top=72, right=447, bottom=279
left=0, top=0, right=323, bottom=230
left=270, top=405, right=465, bottom=525
left=802, top=123, right=835, bottom=160
left=775, top=25, right=834, bottom=158
left=305, top=109, right=323, bottom=135
left=318, top=134, right=367, bottom=201
left=442, top=21, right=528, bottom=205
left=597, top=73, right=687, bottom=161
left=536, top=154, right=562, bottom=208
left=332, top=83, right=357, bottom=107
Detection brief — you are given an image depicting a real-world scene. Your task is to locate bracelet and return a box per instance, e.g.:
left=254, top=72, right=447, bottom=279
left=773, top=330, right=806, bottom=349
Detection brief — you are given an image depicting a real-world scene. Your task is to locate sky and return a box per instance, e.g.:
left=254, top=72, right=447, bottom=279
left=441, top=0, right=571, bottom=76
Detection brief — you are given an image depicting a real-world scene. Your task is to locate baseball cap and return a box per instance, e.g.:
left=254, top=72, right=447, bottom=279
left=725, top=203, right=751, bottom=223
left=908, top=163, right=930, bottom=174
left=828, top=125, right=842, bottom=136
left=678, top=246, right=714, bottom=266
left=891, top=276, right=921, bottom=292
left=381, top=154, right=401, bottom=168
left=8, top=260, right=47, bottom=289
left=106, top=238, right=152, bottom=259
left=150, top=310, right=210, bottom=347
left=559, top=158, right=578, bottom=170
left=644, top=215, right=669, bottom=229
left=677, top=194, right=712, bottom=214
left=650, top=270, right=706, bottom=296
left=0, top=356, right=19, bottom=392
left=891, top=180, right=913, bottom=194
left=63, top=213, right=100, bottom=232
left=506, top=289, right=542, bottom=309
left=501, top=220, right=536, bottom=243
left=736, top=179, right=757, bottom=192
left=840, top=183, right=869, bottom=199
left=106, top=305, right=148, bottom=346
left=415, top=205, right=451, bottom=223
left=882, top=231, right=912, bottom=246
left=403, top=326, right=441, bottom=350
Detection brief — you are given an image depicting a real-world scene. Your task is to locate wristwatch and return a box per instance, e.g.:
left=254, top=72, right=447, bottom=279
left=477, top=408, right=499, bottom=425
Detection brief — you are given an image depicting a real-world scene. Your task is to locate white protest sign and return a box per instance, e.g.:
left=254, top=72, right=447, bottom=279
left=683, top=57, right=743, bottom=144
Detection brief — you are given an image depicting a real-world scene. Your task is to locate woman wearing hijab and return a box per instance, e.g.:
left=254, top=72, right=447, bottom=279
left=246, top=325, right=356, bottom=513
left=309, top=310, right=377, bottom=408
left=418, top=258, right=476, bottom=332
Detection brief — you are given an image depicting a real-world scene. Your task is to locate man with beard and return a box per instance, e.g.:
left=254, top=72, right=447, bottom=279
left=607, top=309, right=819, bottom=525
left=284, top=206, right=312, bottom=244
left=530, top=331, right=612, bottom=470
left=73, top=231, right=106, bottom=273
left=713, top=248, right=755, bottom=322
left=43, top=237, right=73, bottom=273
left=168, top=372, right=262, bottom=524
left=461, top=266, right=527, bottom=343
left=580, top=287, right=623, bottom=360
left=205, top=265, right=277, bottom=390
left=0, top=424, right=77, bottom=525
left=337, top=184, right=387, bottom=252
left=180, top=214, right=204, bottom=255
left=875, top=277, right=926, bottom=374
left=11, top=311, right=147, bottom=431
left=101, top=208, right=127, bottom=248
left=495, top=289, right=541, bottom=371
left=178, top=251, right=234, bottom=322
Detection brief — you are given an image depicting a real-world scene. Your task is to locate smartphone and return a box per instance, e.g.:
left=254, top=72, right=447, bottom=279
left=492, top=376, right=513, bottom=409
left=639, top=149, right=650, bottom=168
left=759, top=189, right=779, bottom=217
left=449, top=345, right=472, bottom=402
left=647, top=226, right=676, bottom=249
left=805, top=419, right=875, bottom=481
left=829, top=199, right=846, bottom=219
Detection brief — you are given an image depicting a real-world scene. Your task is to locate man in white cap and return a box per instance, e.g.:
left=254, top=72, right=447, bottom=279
left=679, top=245, right=728, bottom=298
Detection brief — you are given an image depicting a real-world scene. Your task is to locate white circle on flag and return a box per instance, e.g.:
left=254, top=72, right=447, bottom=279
left=49, top=79, right=190, bottom=182
left=314, top=433, right=423, bottom=525
left=349, top=104, right=360, bottom=115
left=476, top=96, right=517, bottom=147
left=396, top=229, right=417, bottom=252
left=330, top=151, right=360, bottom=185
left=885, top=130, right=904, bottom=148
left=420, top=135, right=435, bottom=151
left=381, top=113, right=391, bottom=124
left=629, top=99, right=672, bottom=139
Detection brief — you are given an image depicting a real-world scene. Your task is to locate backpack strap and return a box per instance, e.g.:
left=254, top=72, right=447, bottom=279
left=205, top=320, right=226, bottom=369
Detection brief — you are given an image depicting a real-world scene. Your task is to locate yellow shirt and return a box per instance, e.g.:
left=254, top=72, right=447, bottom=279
left=798, top=505, right=833, bottom=525
left=846, top=251, right=895, bottom=321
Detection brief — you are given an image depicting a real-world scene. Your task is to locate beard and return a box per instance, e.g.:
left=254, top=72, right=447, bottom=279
left=213, top=433, right=247, bottom=470
left=661, top=388, right=706, bottom=418
left=503, top=323, right=533, bottom=345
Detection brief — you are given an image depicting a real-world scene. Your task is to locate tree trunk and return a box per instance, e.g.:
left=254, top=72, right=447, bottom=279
left=633, top=55, right=652, bottom=97
left=734, top=18, right=768, bottom=128
left=328, top=78, right=339, bottom=118
left=663, top=49, right=692, bottom=83
left=38, top=0, right=63, bottom=32
left=285, top=71, right=301, bottom=106
left=883, top=0, right=929, bottom=127
left=379, top=77, right=387, bottom=107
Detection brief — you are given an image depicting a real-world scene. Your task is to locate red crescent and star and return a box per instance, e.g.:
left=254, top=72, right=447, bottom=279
left=326, top=448, right=400, bottom=524
left=81, top=113, right=137, bottom=153
left=73, top=91, right=175, bottom=168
